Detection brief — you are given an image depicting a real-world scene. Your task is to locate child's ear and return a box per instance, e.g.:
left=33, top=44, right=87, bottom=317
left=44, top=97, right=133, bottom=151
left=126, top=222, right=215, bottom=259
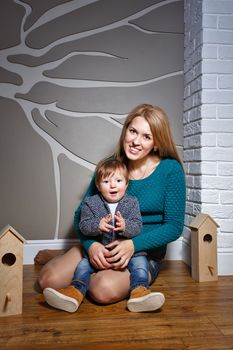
left=96, top=182, right=100, bottom=191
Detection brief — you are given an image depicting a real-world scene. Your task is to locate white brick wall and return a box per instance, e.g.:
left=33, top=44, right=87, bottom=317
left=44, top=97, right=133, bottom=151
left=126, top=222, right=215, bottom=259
left=184, top=0, right=202, bottom=235
left=184, top=0, right=233, bottom=274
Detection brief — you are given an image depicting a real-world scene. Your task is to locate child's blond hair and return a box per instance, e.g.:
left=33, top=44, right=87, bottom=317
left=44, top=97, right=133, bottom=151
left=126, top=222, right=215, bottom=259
left=95, top=158, right=129, bottom=189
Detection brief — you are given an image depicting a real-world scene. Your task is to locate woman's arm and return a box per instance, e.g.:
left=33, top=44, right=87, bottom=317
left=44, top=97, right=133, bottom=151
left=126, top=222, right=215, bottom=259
left=132, top=163, right=186, bottom=252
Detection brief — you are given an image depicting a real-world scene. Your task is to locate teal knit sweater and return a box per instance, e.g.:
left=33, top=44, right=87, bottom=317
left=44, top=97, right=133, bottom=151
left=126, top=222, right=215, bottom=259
left=74, top=158, right=186, bottom=257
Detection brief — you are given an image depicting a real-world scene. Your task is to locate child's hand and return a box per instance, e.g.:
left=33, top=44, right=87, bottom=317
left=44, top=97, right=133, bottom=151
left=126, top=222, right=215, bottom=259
left=99, top=214, right=114, bottom=232
left=114, top=211, right=125, bottom=232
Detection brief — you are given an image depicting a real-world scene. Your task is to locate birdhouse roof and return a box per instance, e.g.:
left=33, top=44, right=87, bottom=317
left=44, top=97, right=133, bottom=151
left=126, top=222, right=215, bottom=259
left=189, top=213, right=219, bottom=230
left=0, top=225, right=26, bottom=244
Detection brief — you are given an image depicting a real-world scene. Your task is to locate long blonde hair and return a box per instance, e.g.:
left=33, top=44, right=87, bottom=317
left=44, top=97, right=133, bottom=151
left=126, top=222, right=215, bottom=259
left=114, top=104, right=182, bottom=166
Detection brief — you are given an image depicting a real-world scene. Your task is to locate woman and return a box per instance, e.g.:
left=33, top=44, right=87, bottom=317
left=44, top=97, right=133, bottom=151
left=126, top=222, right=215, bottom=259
left=36, top=104, right=186, bottom=307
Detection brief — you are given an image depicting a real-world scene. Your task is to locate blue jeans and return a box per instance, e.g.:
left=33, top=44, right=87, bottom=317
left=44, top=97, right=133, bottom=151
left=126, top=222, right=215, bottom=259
left=72, top=255, right=161, bottom=295
left=148, top=257, right=161, bottom=284
left=127, top=255, right=149, bottom=291
left=72, top=257, right=95, bottom=295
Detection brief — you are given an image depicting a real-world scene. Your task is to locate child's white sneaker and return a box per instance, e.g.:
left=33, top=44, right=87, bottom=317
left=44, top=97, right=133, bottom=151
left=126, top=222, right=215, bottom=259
left=127, top=286, right=165, bottom=312
left=43, top=285, right=84, bottom=313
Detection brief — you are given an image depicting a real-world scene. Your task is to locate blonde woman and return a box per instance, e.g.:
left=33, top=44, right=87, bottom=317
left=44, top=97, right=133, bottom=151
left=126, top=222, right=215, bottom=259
left=36, top=104, right=186, bottom=312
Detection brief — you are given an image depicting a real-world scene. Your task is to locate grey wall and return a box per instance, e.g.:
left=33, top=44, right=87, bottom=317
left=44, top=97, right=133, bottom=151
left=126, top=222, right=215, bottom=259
left=0, top=0, right=184, bottom=240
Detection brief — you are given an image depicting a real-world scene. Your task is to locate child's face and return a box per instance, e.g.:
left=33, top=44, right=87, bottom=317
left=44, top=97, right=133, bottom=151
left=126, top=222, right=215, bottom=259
left=98, top=169, right=127, bottom=203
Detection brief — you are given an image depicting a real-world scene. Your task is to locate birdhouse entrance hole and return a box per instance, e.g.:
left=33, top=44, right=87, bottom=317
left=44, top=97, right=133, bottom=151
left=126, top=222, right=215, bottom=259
left=2, top=253, right=16, bottom=266
left=203, top=234, right=212, bottom=243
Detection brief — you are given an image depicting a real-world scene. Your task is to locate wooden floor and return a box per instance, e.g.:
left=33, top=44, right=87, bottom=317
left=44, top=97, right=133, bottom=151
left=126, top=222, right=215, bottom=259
left=1, top=261, right=233, bottom=350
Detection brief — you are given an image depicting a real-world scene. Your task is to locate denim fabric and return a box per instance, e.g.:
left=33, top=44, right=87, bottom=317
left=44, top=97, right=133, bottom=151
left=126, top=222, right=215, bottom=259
left=127, top=255, right=149, bottom=291
left=72, top=255, right=161, bottom=296
left=72, top=257, right=94, bottom=295
left=148, top=258, right=161, bottom=284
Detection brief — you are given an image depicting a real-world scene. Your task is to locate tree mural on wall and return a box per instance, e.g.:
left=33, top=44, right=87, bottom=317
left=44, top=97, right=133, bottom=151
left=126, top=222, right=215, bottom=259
left=0, top=0, right=184, bottom=240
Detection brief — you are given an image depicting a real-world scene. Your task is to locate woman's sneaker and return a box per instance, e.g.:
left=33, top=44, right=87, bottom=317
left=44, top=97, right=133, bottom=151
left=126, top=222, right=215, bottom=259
left=127, top=286, right=165, bottom=312
left=43, top=285, right=84, bottom=313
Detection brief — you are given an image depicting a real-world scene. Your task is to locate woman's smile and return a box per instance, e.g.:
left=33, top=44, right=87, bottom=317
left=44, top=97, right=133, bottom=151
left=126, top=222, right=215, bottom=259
left=129, top=144, right=142, bottom=155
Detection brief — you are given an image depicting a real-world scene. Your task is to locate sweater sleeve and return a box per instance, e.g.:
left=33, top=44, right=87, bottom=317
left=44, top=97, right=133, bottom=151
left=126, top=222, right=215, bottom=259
left=74, top=175, right=99, bottom=251
left=79, top=198, right=102, bottom=236
left=132, top=162, right=186, bottom=253
left=119, top=197, right=143, bottom=238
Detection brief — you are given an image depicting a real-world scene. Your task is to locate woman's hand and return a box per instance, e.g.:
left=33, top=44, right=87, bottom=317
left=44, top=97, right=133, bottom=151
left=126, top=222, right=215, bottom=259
left=88, top=242, right=112, bottom=270
left=105, top=239, right=135, bottom=269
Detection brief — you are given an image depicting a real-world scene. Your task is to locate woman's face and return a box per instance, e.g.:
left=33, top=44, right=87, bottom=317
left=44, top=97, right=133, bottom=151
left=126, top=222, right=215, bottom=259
left=123, top=116, right=155, bottom=161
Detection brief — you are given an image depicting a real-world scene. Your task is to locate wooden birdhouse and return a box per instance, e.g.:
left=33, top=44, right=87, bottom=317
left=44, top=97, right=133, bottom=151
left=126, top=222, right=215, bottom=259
left=190, top=213, right=219, bottom=282
left=0, top=225, right=26, bottom=316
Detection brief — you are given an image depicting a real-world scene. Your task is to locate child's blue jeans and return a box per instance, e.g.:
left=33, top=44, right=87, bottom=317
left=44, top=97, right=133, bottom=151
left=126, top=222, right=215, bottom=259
left=127, top=255, right=149, bottom=291
left=71, top=255, right=161, bottom=295
left=72, top=257, right=95, bottom=295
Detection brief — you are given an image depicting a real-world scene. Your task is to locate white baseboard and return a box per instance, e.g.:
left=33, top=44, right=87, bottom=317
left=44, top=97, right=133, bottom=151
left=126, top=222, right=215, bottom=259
left=165, top=237, right=183, bottom=260
left=24, top=237, right=184, bottom=264
left=218, top=248, right=233, bottom=275
left=23, top=239, right=78, bottom=264
left=23, top=237, right=233, bottom=275
left=182, top=237, right=191, bottom=266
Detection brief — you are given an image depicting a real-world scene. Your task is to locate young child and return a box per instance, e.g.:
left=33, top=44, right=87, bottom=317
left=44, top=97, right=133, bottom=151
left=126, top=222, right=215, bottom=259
left=43, top=159, right=164, bottom=312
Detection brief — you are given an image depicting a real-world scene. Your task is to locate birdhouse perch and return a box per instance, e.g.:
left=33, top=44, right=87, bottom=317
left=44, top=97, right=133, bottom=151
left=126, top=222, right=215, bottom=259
left=0, top=225, right=26, bottom=316
left=189, top=213, right=219, bottom=282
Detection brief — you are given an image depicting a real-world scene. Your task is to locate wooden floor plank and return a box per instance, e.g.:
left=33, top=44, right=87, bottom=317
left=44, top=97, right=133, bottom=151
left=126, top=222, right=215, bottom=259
left=182, top=335, right=233, bottom=350
left=0, top=261, right=233, bottom=350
